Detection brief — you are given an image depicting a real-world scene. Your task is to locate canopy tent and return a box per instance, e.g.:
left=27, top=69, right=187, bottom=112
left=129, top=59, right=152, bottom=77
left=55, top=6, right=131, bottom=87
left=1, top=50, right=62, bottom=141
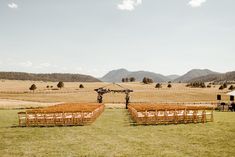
left=226, top=90, right=235, bottom=96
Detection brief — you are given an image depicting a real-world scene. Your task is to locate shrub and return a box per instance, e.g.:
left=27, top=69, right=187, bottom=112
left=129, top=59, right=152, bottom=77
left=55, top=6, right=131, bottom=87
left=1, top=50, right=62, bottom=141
left=148, top=78, right=153, bottom=83
left=57, top=81, right=64, bottom=89
left=167, top=84, right=172, bottom=88
left=229, top=85, right=234, bottom=90
left=121, top=78, right=125, bottom=82
left=143, top=77, right=148, bottom=84
left=155, top=83, right=162, bottom=89
left=201, top=83, right=206, bottom=88
left=143, top=77, right=153, bottom=84
left=219, top=85, right=224, bottom=90
left=129, top=77, right=136, bottom=82
left=46, top=85, right=50, bottom=88
left=186, top=84, right=190, bottom=87
left=79, top=84, right=84, bottom=88
left=223, top=83, right=227, bottom=88
left=207, top=84, right=211, bottom=88
left=186, top=82, right=206, bottom=88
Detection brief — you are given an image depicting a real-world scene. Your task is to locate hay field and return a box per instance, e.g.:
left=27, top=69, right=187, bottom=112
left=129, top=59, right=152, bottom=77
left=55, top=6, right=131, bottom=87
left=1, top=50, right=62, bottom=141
left=0, top=80, right=231, bottom=108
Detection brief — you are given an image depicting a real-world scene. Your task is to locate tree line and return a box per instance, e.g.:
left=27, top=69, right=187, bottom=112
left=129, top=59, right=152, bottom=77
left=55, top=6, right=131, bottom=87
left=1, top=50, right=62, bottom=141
left=121, top=77, right=172, bottom=88
left=121, top=77, right=153, bottom=83
left=0, top=72, right=100, bottom=82
left=219, top=83, right=235, bottom=90
left=186, top=82, right=206, bottom=88
left=121, top=77, right=136, bottom=82
left=186, top=81, right=235, bottom=90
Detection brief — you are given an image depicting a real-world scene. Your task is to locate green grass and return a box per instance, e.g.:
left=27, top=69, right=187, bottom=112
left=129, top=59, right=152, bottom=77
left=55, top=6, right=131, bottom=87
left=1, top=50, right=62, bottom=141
left=0, top=109, right=235, bottom=157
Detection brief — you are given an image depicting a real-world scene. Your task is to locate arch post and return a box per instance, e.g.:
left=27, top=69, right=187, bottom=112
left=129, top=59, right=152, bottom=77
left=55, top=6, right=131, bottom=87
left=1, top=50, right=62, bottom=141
left=125, top=92, right=130, bottom=109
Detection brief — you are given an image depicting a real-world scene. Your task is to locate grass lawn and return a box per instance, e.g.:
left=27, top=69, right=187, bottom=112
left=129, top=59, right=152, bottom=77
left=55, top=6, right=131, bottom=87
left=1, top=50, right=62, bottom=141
left=0, top=109, right=234, bottom=157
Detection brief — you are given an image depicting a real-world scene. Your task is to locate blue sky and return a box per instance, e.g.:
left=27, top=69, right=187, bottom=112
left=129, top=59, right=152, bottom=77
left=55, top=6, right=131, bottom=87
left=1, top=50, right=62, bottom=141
left=0, top=0, right=234, bottom=77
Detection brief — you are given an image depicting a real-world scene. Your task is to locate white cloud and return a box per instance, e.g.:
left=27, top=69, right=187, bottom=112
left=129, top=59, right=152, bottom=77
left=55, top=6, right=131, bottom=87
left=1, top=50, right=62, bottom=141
left=19, top=61, right=33, bottom=67
left=8, top=2, right=18, bottom=9
left=117, top=0, right=142, bottom=11
left=189, top=0, right=206, bottom=8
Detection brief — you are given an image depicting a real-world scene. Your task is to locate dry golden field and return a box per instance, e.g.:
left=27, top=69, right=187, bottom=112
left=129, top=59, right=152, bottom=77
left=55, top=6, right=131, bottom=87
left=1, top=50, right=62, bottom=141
left=0, top=80, right=235, bottom=157
left=0, top=80, right=232, bottom=108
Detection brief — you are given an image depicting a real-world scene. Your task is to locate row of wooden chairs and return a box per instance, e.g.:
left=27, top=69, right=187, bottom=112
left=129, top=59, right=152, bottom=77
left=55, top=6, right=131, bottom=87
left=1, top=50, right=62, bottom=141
left=18, top=105, right=104, bottom=127
left=128, top=106, right=213, bottom=125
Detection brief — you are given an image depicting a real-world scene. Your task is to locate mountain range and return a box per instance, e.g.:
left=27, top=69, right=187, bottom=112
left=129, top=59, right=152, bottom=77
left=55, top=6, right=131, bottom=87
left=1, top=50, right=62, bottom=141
left=101, top=68, right=235, bottom=83
left=0, top=69, right=234, bottom=83
left=174, top=69, right=218, bottom=83
left=189, top=71, right=235, bottom=83
left=100, top=68, right=174, bottom=83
